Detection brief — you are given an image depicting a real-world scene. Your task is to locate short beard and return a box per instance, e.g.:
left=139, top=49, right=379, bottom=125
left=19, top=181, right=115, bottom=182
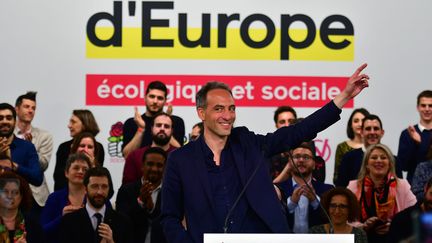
left=146, top=107, right=163, bottom=116
left=0, top=129, right=13, bottom=138
left=88, top=195, right=106, bottom=209
left=152, top=133, right=170, bottom=146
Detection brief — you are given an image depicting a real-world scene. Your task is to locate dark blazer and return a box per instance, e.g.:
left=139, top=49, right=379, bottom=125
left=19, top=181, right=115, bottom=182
left=59, top=207, right=131, bottom=243
left=54, top=139, right=105, bottom=191
left=277, top=178, right=334, bottom=229
left=161, top=101, right=342, bottom=243
left=116, top=180, right=167, bottom=243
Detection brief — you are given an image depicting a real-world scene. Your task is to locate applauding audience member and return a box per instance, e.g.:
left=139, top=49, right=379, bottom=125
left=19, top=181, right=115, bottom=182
left=398, top=90, right=432, bottom=183
left=276, top=143, right=334, bottom=233
left=122, top=81, right=185, bottom=158
left=60, top=167, right=131, bottom=243
left=0, top=103, right=42, bottom=186
left=53, top=109, right=104, bottom=191
left=116, top=147, right=167, bottom=243
left=347, top=144, right=416, bottom=242
left=70, top=132, right=101, bottom=168
left=41, top=153, right=91, bottom=243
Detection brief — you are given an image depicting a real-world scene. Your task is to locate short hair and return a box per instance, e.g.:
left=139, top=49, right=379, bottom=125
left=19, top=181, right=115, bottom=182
left=153, top=112, right=173, bottom=127
left=417, top=90, right=432, bottom=105
left=291, top=142, right=315, bottom=159
left=142, top=147, right=167, bottom=164
left=321, top=187, right=361, bottom=222
left=83, top=167, right=114, bottom=199
left=361, top=114, right=383, bottom=130
left=357, top=144, right=397, bottom=184
left=15, top=91, right=37, bottom=107
left=0, top=103, right=16, bottom=120
left=346, top=108, right=370, bottom=139
left=70, top=132, right=100, bottom=166
left=72, top=109, right=100, bottom=136
left=65, top=153, right=92, bottom=172
left=196, top=82, right=232, bottom=109
left=273, top=106, right=297, bottom=124
left=146, top=80, right=168, bottom=98
left=0, top=171, right=33, bottom=212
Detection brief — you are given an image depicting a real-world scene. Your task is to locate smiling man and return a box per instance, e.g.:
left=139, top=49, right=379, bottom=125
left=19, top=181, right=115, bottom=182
left=116, top=147, right=168, bottom=243
left=276, top=143, right=334, bottom=233
left=15, top=91, right=53, bottom=217
left=336, top=114, right=388, bottom=187
left=0, top=103, right=42, bottom=187
left=161, top=63, right=370, bottom=243
left=398, top=90, right=432, bottom=183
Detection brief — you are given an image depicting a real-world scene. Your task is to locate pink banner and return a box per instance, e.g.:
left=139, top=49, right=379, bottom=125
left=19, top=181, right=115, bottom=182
left=86, top=74, right=353, bottom=107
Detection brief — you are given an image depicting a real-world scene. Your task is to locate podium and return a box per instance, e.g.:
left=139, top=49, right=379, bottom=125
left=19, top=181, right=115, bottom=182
left=204, top=233, right=354, bottom=243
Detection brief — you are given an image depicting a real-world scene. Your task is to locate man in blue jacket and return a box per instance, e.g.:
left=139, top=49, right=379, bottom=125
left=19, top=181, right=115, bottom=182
left=0, top=103, right=42, bottom=186
left=161, top=64, right=370, bottom=243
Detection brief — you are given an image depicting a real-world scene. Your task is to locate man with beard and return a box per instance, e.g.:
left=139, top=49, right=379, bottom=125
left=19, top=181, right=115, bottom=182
left=122, top=113, right=177, bottom=184
left=122, top=80, right=185, bottom=158
left=335, top=114, right=402, bottom=187
left=15, top=91, right=53, bottom=218
left=276, top=143, right=334, bottom=233
left=388, top=176, right=432, bottom=242
left=116, top=147, right=168, bottom=243
left=0, top=103, right=42, bottom=186
left=60, top=167, right=131, bottom=243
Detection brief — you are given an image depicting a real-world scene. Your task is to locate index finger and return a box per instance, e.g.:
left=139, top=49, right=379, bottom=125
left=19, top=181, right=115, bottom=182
left=353, top=63, right=368, bottom=76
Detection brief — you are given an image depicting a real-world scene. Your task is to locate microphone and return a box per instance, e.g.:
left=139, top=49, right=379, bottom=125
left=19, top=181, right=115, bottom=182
left=223, top=144, right=269, bottom=233
left=286, top=149, right=334, bottom=234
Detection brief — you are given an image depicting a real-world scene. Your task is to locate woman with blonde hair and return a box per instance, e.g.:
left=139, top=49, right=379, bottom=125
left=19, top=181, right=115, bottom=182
left=347, top=143, right=416, bottom=242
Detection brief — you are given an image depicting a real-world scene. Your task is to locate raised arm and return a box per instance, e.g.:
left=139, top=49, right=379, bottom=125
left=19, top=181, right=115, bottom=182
left=333, top=63, right=369, bottom=109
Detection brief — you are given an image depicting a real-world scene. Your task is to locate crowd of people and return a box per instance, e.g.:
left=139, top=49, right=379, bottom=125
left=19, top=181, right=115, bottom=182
left=0, top=64, right=431, bottom=243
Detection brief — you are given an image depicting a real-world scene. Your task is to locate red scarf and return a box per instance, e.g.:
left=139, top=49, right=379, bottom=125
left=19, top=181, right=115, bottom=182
left=360, top=173, right=397, bottom=222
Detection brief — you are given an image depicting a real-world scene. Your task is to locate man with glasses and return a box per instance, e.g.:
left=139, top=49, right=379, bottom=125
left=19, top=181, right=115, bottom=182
left=276, top=143, right=334, bottom=233
left=122, top=113, right=178, bottom=184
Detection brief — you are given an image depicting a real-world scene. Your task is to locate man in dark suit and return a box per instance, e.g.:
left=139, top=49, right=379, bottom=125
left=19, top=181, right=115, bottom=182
left=276, top=143, right=334, bottom=232
left=116, top=147, right=167, bottom=243
left=60, top=167, right=131, bottom=243
left=161, top=64, right=370, bottom=243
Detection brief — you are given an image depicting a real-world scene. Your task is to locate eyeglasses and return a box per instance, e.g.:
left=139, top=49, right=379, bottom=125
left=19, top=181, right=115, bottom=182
left=292, top=154, right=313, bottom=161
left=329, top=203, right=349, bottom=210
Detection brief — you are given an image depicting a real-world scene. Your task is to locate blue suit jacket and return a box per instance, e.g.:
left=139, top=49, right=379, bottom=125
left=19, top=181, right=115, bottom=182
left=161, top=101, right=341, bottom=243
left=277, top=178, right=334, bottom=229
left=10, top=136, right=43, bottom=186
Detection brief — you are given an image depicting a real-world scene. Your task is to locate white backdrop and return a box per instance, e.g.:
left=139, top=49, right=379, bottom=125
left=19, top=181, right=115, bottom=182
left=1, top=0, right=431, bottom=200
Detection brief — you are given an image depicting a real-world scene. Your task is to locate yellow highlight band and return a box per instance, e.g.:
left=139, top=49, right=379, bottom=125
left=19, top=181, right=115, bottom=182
left=86, top=27, right=354, bottom=61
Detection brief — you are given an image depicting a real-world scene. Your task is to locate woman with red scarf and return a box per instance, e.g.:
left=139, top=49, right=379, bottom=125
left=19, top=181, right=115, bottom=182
left=0, top=171, right=44, bottom=243
left=347, top=143, right=416, bottom=242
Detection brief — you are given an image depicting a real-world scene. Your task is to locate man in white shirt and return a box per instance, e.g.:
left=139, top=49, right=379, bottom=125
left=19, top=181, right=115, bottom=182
left=15, top=91, right=53, bottom=218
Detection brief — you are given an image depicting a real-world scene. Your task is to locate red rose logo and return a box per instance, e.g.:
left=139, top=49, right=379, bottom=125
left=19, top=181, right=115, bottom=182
left=110, top=122, right=123, bottom=137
